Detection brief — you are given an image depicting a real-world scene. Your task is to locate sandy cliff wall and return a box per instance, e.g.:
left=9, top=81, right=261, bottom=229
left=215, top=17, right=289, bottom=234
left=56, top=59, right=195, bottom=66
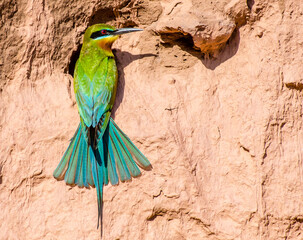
left=1, top=0, right=303, bottom=239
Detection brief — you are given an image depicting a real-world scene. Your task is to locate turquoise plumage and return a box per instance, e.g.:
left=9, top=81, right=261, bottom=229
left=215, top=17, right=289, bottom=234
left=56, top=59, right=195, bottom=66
left=53, top=24, right=151, bottom=231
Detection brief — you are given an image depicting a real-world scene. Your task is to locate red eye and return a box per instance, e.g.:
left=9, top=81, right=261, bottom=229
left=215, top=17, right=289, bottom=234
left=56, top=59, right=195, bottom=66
left=101, top=29, right=107, bottom=35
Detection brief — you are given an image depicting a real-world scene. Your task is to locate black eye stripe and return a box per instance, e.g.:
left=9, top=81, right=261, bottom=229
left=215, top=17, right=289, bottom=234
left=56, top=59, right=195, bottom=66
left=90, top=29, right=114, bottom=39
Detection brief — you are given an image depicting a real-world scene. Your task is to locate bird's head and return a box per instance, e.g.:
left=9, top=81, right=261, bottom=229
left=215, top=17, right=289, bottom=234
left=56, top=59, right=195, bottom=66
left=83, top=24, right=142, bottom=55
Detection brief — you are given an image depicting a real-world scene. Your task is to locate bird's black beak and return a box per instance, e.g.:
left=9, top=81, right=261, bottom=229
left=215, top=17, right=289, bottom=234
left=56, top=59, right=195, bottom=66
left=112, top=28, right=143, bottom=36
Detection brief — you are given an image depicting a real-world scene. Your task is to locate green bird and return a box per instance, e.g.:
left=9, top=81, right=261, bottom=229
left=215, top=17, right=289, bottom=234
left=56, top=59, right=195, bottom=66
left=53, top=24, right=151, bottom=229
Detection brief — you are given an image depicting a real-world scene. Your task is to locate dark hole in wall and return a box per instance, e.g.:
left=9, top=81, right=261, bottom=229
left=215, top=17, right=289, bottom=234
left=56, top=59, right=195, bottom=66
left=178, top=35, right=196, bottom=50
left=0, top=165, right=2, bottom=184
left=159, top=32, right=200, bottom=53
left=247, top=0, right=254, bottom=10
left=68, top=44, right=82, bottom=77
left=88, top=7, right=116, bottom=26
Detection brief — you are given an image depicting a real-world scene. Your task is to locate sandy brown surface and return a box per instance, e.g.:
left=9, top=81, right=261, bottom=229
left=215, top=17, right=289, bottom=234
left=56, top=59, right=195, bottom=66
left=1, top=0, right=303, bottom=239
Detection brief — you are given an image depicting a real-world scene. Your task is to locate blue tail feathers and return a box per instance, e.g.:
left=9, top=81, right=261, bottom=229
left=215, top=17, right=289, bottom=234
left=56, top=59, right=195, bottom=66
left=53, top=117, right=151, bottom=228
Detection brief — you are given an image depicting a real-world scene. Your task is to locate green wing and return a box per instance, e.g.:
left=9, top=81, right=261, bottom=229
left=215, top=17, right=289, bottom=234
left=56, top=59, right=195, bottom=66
left=74, top=56, right=117, bottom=132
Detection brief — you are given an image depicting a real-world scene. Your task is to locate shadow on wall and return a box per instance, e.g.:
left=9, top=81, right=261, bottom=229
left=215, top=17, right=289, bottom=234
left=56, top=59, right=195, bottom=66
left=111, top=50, right=157, bottom=119
left=201, top=29, right=240, bottom=70
left=160, top=28, right=240, bottom=70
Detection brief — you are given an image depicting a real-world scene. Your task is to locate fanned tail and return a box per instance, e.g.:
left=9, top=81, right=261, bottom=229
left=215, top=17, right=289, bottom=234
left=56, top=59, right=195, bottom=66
left=53, top=118, right=152, bottom=233
left=108, top=118, right=152, bottom=175
left=53, top=124, right=94, bottom=187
